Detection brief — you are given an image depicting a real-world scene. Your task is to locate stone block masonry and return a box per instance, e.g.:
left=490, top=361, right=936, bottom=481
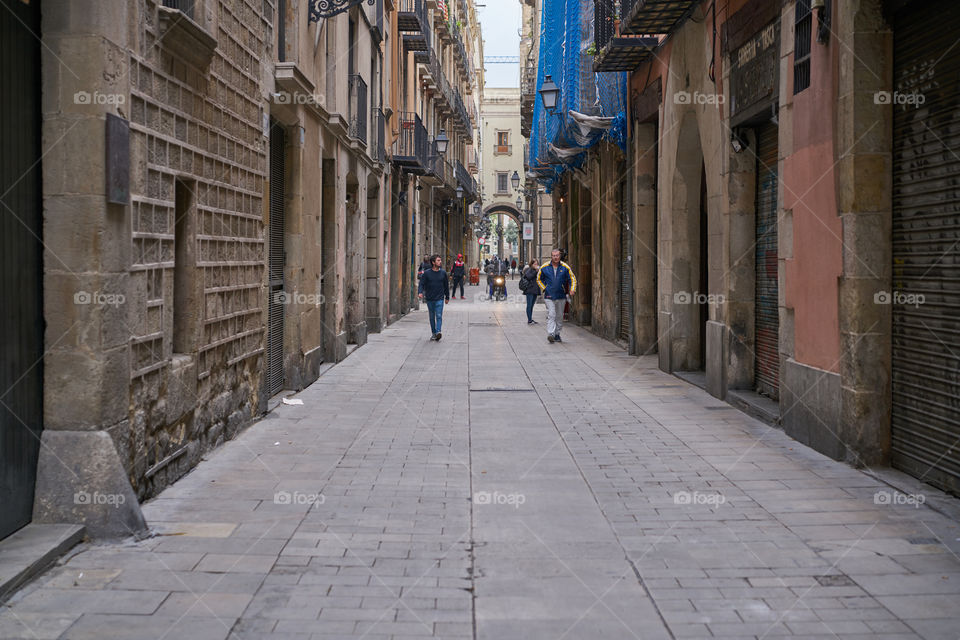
left=121, top=1, right=271, bottom=500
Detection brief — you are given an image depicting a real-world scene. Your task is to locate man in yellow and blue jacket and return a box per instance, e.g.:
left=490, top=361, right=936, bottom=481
left=536, top=249, right=577, bottom=343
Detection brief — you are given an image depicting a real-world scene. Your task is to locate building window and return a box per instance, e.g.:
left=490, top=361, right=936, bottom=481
left=496, top=172, right=509, bottom=194
left=495, top=130, right=511, bottom=155
left=173, top=178, right=198, bottom=355
left=793, top=0, right=812, bottom=94
left=163, top=0, right=195, bottom=20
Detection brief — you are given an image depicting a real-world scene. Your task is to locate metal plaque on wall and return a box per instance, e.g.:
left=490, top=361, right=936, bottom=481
left=105, top=113, right=130, bottom=205
left=730, top=20, right=779, bottom=127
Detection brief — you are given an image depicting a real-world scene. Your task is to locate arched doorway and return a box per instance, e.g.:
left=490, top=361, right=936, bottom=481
left=665, top=110, right=708, bottom=372
left=482, top=204, right=525, bottom=265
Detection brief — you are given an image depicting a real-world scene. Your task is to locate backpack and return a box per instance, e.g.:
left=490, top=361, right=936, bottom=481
left=519, top=271, right=533, bottom=293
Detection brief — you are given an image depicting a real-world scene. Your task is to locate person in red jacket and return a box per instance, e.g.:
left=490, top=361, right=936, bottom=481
left=451, top=254, right=466, bottom=299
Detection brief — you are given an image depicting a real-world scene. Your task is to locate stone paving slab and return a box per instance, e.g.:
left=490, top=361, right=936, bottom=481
left=1, top=285, right=959, bottom=639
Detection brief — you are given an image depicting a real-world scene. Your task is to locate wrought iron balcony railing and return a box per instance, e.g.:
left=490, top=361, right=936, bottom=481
left=392, top=112, right=429, bottom=174
left=399, top=0, right=430, bottom=51
left=373, top=107, right=385, bottom=164
left=455, top=160, right=476, bottom=199
left=595, top=0, right=616, bottom=52
left=348, top=74, right=368, bottom=145
left=162, top=0, right=195, bottom=19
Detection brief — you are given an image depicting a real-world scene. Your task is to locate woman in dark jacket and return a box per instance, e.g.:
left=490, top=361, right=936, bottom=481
left=521, top=259, right=540, bottom=324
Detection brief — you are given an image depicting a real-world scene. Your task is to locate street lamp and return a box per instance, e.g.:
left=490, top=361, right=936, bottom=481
left=435, top=129, right=449, bottom=155
left=516, top=196, right=523, bottom=212
left=456, top=185, right=464, bottom=199
left=473, top=201, right=480, bottom=217
left=511, top=170, right=521, bottom=191
left=540, top=75, right=560, bottom=114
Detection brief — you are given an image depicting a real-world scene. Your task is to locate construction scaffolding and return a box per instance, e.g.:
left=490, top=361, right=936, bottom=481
left=528, top=0, right=627, bottom=190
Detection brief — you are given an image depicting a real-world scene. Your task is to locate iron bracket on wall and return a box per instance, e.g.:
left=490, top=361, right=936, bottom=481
left=309, top=0, right=375, bottom=21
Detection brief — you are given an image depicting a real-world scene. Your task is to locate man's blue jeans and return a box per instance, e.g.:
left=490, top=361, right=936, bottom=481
left=426, top=299, right=444, bottom=334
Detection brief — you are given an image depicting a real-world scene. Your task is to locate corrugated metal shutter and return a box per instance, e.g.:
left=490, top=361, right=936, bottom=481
left=891, top=0, right=960, bottom=495
left=0, top=0, right=43, bottom=540
left=754, top=122, right=779, bottom=399
left=619, top=182, right=632, bottom=343
left=267, top=123, right=285, bottom=397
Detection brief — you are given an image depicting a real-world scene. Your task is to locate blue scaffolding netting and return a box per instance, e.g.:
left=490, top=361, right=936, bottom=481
left=529, top=0, right=627, bottom=191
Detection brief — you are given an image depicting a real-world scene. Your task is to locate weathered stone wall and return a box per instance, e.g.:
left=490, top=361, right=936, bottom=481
left=123, top=0, right=271, bottom=497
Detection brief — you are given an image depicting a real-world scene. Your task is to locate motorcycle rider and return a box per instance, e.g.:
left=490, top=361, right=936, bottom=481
left=486, top=256, right=508, bottom=300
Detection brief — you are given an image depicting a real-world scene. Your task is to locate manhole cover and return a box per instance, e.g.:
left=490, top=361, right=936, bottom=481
left=907, top=537, right=939, bottom=545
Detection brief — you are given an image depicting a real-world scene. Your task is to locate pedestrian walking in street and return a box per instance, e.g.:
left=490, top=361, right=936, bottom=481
left=418, top=254, right=450, bottom=341
left=520, top=259, right=540, bottom=324
left=536, top=249, right=576, bottom=343
left=511, top=258, right=518, bottom=279
left=417, top=256, right=430, bottom=281
left=451, top=254, right=466, bottom=299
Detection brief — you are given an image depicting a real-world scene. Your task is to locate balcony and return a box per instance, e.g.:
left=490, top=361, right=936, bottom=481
left=520, top=60, right=536, bottom=137
left=452, top=91, right=471, bottom=136
left=392, top=112, right=429, bottom=174
left=494, top=144, right=512, bottom=156
left=592, top=0, right=659, bottom=72
left=398, top=0, right=426, bottom=31
left=399, top=0, right=430, bottom=51
left=467, top=146, right=478, bottom=173
left=451, top=27, right=468, bottom=74
left=162, top=0, right=195, bottom=19
left=620, top=0, right=699, bottom=36
left=444, top=157, right=456, bottom=191
left=422, top=139, right=443, bottom=185
left=416, top=48, right=440, bottom=87
left=348, top=74, right=368, bottom=145
left=433, top=12, right=452, bottom=42
left=372, top=107, right=385, bottom=164
left=455, top=160, right=477, bottom=201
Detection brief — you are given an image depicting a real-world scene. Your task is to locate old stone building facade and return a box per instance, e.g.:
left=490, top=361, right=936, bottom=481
left=480, top=87, right=524, bottom=261
left=0, top=0, right=481, bottom=540
left=528, top=0, right=960, bottom=495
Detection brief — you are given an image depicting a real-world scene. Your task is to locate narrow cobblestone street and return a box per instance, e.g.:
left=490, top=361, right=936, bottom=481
left=2, top=287, right=959, bottom=640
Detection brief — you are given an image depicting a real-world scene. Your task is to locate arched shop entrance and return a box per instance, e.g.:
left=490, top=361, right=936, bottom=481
left=482, top=204, right=526, bottom=265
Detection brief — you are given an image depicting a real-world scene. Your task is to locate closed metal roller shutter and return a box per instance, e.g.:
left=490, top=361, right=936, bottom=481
left=619, top=182, right=632, bottom=343
left=891, top=0, right=960, bottom=495
left=754, top=122, right=779, bottom=399
left=267, top=123, right=285, bottom=398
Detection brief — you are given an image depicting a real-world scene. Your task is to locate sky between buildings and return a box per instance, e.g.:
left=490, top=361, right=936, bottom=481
left=477, top=0, right=521, bottom=88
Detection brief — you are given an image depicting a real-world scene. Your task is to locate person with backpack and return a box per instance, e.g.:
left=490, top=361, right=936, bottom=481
left=519, top=259, right=540, bottom=325
left=417, top=256, right=430, bottom=281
